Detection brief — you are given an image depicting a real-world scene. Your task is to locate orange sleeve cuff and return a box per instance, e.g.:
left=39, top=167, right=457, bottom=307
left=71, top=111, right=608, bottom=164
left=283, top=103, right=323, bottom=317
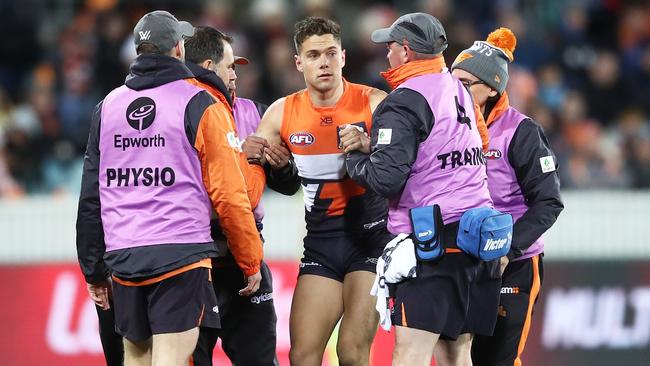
left=475, top=103, right=490, bottom=152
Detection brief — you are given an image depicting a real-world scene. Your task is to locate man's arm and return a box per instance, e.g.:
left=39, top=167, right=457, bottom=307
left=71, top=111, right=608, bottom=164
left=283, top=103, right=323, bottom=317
left=507, top=119, right=564, bottom=260
left=345, top=88, right=433, bottom=198
left=247, top=97, right=301, bottom=195
left=253, top=97, right=285, bottom=147
left=264, top=159, right=300, bottom=195
left=189, top=92, right=263, bottom=283
left=76, top=101, right=109, bottom=285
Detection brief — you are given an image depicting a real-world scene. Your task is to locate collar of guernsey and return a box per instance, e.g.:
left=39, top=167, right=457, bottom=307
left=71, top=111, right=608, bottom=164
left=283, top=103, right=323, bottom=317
left=381, top=56, right=447, bottom=90
left=303, top=78, right=355, bottom=112
left=485, top=91, right=511, bottom=126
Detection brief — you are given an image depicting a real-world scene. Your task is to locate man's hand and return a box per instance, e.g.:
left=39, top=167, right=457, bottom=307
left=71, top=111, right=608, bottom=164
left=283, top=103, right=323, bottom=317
left=242, top=135, right=269, bottom=163
left=264, top=142, right=291, bottom=170
left=339, top=125, right=371, bottom=154
left=239, top=270, right=262, bottom=296
left=87, top=279, right=112, bottom=310
left=499, top=256, right=510, bottom=275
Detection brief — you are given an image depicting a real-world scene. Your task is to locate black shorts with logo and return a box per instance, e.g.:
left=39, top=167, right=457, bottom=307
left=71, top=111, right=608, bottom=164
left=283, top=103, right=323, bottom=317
left=112, top=267, right=220, bottom=342
left=391, top=252, right=502, bottom=340
left=299, top=228, right=395, bottom=282
left=471, top=255, right=544, bottom=366
left=192, top=261, right=277, bottom=366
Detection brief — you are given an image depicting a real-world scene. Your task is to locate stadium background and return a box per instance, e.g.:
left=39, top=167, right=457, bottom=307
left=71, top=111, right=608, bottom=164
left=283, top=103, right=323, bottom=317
left=0, top=0, right=649, bottom=365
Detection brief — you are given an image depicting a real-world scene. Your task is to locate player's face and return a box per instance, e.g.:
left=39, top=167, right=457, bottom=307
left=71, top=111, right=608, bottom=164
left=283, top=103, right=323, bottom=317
left=295, top=34, right=345, bottom=93
left=228, top=64, right=238, bottom=98
left=452, top=68, right=498, bottom=107
left=213, top=40, right=237, bottom=92
left=386, top=41, right=407, bottom=68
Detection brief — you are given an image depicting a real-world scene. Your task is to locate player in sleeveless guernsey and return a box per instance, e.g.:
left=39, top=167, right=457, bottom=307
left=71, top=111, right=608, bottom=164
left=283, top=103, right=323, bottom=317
left=344, top=13, right=500, bottom=365
left=452, top=28, right=564, bottom=366
left=248, top=17, right=390, bottom=366
left=76, top=11, right=263, bottom=366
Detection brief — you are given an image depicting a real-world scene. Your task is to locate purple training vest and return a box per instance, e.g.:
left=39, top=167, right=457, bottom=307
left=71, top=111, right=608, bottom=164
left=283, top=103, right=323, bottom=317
left=486, top=106, right=544, bottom=261
left=99, top=79, right=213, bottom=252
left=232, top=97, right=264, bottom=223
left=388, top=72, right=493, bottom=234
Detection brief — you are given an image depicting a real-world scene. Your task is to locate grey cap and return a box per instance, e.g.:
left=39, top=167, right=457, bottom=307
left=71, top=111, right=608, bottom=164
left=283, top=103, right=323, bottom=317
left=133, top=10, right=194, bottom=52
left=371, top=12, right=447, bottom=54
left=451, top=41, right=511, bottom=94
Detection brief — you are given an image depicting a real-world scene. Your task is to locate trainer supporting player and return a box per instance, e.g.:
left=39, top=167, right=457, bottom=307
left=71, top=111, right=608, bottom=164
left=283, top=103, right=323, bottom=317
left=342, top=12, right=501, bottom=366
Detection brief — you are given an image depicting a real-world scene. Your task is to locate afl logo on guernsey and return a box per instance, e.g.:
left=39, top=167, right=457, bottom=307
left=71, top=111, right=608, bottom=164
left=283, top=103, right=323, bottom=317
left=126, top=97, right=156, bottom=132
left=289, top=132, right=315, bottom=146
left=484, top=149, right=502, bottom=160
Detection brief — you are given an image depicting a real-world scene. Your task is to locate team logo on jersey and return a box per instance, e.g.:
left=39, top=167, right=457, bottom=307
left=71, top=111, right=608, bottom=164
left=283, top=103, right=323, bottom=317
left=484, top=149, right=502, bottom=160
left=320, top=116, right=333, bottom=126
left=289, top=132, right=315, bottom=146
left=126, top=97, right=156, bottom=132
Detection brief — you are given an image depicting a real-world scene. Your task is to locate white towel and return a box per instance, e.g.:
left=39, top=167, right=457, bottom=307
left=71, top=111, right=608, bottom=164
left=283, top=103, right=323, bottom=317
left=370, top=233, right=417, bottom=331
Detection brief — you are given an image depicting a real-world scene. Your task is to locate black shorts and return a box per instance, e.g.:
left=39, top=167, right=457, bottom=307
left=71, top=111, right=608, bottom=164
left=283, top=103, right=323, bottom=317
left=391, top=253, right=502, bottom=340
left=472, top=255, right=544, bottom=366
left=299, top=228, right=395, bottom=282
left=192, top=261, right=277, bottom=366
left=96, top=301, right=123, bottom=366
left=112, top=267, right=220, bottom=342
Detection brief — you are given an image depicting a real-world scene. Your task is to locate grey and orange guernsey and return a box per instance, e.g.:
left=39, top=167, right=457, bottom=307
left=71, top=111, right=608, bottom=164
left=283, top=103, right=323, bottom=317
left=76, top=54, right=262, bottom=283
left=280, top=80, right=388, bottom=237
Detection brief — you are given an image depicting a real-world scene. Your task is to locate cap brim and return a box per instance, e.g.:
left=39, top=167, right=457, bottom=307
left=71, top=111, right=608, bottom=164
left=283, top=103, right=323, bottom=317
left=178, top=21, right=194, bottom=38
left=234, top=56, right=250, bottom=65
left=371, top=28, right=393, bottom=44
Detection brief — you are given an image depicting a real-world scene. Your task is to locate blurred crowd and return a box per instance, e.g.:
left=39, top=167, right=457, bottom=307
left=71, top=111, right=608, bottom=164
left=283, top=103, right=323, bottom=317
left=0, top=0, right=649, bottom=197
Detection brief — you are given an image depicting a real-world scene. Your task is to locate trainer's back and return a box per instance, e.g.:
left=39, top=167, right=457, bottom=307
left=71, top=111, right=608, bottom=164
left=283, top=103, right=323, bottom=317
left=388, top=72, right=492, bottom=234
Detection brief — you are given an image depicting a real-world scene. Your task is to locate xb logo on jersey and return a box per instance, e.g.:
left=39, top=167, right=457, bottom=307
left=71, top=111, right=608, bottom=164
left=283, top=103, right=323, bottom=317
left=126, top=97, right=156, bottom=132
left=320, top=116, right=333, bottom=126
left=289, top=132, right=315, bottom=146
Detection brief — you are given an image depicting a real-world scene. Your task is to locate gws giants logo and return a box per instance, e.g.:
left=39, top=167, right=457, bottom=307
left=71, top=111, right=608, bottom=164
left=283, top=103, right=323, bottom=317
left=126, top=97, right=156, bottom=132
left=289, top=132, right=315, bottom=146
left=484, top=149, right=502, bottom=160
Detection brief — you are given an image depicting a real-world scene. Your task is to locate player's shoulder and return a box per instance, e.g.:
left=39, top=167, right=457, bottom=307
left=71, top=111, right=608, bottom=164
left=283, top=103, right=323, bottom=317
left=262, top=96, right=287, bottom=122
left=365, top=86, right=388, bottom=112
left=346, top=81, right=386, bottom=98
left=368, top=87, right=388, bottom=100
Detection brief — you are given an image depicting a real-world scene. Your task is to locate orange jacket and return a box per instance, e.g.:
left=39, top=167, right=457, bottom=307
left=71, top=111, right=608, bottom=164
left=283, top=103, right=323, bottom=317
left=185, top=78, right=263, bottom=276
left=186, top=78, right=266, bottom=209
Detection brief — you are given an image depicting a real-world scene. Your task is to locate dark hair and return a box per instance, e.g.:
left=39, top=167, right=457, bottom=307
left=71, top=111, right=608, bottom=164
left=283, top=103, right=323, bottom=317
left=185, top=26, right=234, bottom=64
left=136, top=42, right=165, bottom=55
left=293, top=16, right=341, bottom=53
